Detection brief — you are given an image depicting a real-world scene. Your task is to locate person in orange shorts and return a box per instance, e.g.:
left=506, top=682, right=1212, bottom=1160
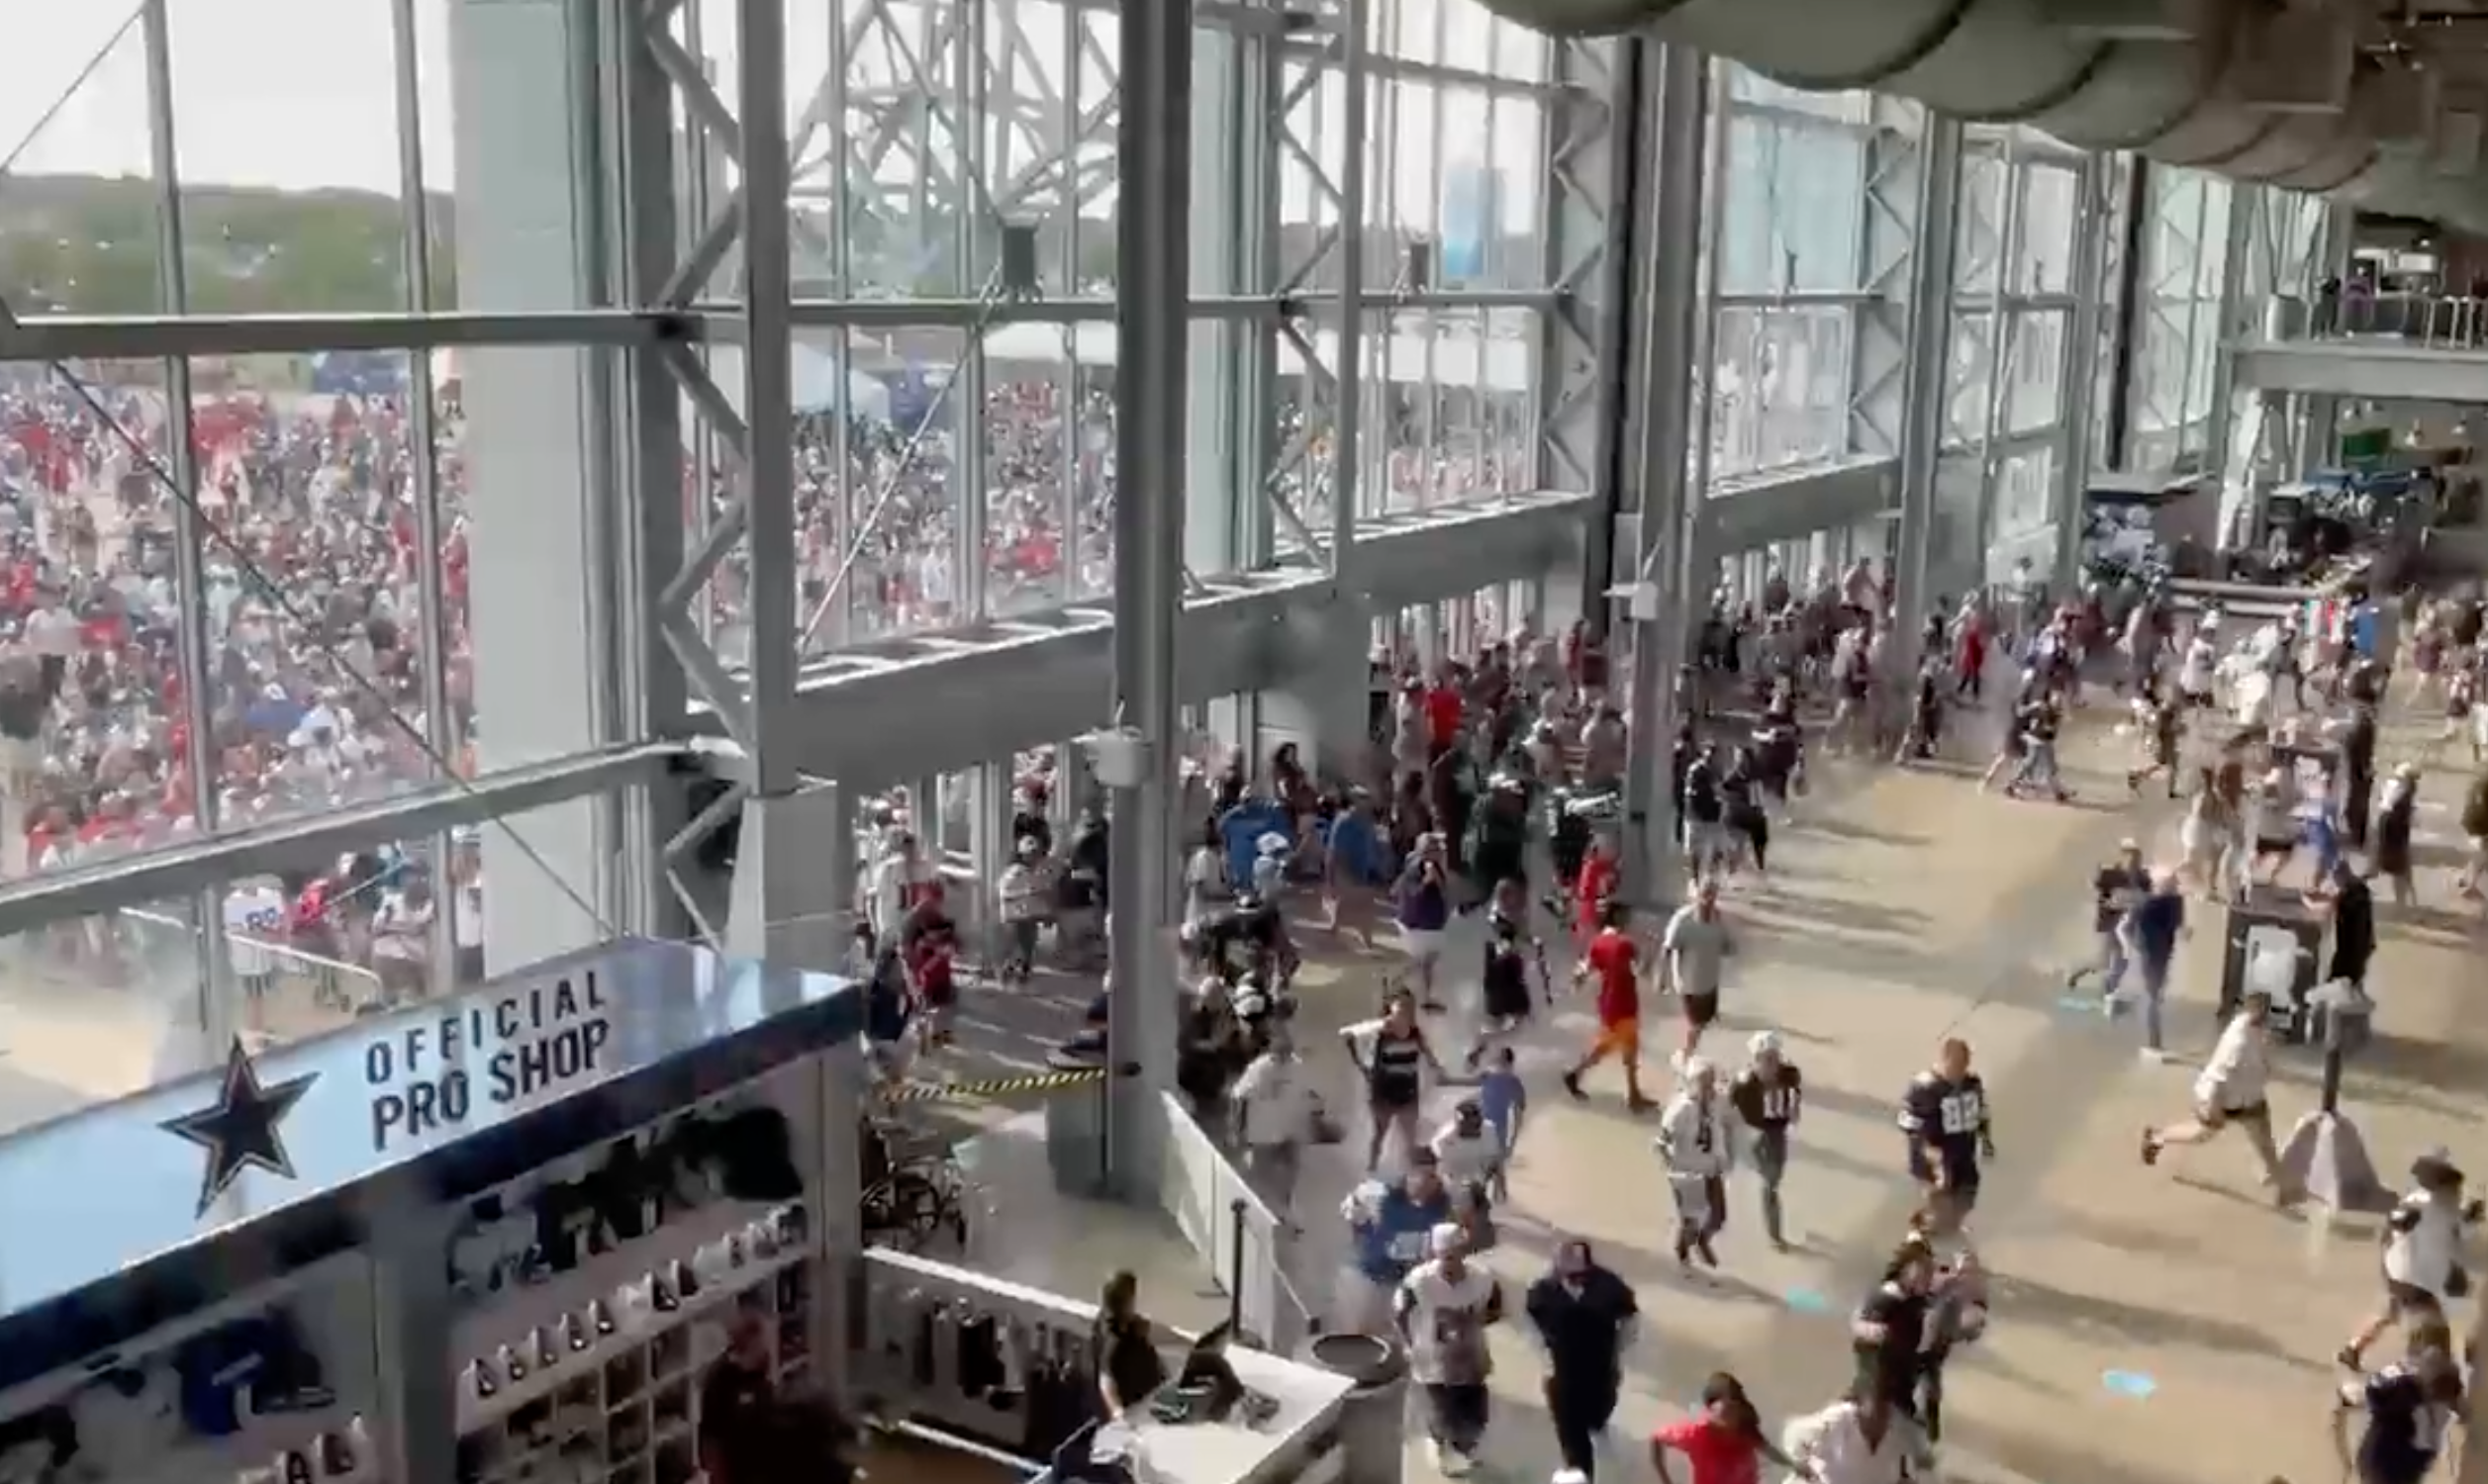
left=1566, top=900, right=1654, bottom=1112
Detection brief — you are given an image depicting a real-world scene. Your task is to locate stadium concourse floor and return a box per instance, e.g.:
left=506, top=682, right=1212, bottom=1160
left=981, top=709, right=2488, bottom=1484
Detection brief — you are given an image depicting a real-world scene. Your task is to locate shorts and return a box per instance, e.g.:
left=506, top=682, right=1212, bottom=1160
left=1589, top=1017, right=1640, bottom=1059
left=1681, top=991, right=1719, bottom=1028
left=1672, top=1172, right=1725, bottom=1229
left=1398, top=926, right=1444, bottom=964
left=1682, top=819, right=1725, bottom=857
left=2383, top=1278, right=2443, bottom=1324
left=2196, top=1099, right=2269, bottom=1130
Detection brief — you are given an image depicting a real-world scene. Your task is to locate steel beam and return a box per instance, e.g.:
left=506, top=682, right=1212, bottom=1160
left=0, top=309, right=673, bottom=361
left=1886, top=115, right=1962, bottom=681
left=1700, top=456, right=1898, bottom=552
left=0, top=745, right=687, bottom=938
left=1615, top=42, right=1707, bottom=908
left=2225, top=340, right=2488, bottom=404
left=1103, top=0, right=1196, bottom=1198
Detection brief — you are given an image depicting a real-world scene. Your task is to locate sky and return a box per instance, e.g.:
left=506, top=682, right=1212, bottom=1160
left=0, top=0, right=1549, bottom=235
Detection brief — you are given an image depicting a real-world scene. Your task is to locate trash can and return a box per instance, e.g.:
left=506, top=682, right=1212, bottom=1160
left=1309, top=1333, right=1409, bottom=1484
left=1046, top=1071, right=1111, bottom=1197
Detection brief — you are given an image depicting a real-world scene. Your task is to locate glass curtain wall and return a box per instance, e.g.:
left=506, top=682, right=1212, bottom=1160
left=1276, top=0, right=1591, bottom=539
left=1938, top=125, right=2086, bottom=574
left=1700, top=66, right=1874, bottom=485
left=2126, top=165, right=2233, bottom=471
left=0, top=2, right=508, bottom=1107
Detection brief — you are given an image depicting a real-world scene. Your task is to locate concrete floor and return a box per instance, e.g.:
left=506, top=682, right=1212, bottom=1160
left=0, top=690, right=2476, bottom=1484
left=986, top=701, right=2488, bottom=1484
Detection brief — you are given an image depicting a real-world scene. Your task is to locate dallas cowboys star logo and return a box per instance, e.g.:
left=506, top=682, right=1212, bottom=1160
left=161, top=1038, right=320, bottom=1218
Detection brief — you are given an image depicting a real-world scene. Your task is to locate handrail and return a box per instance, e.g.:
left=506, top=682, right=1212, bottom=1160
left=2273, top=291, right=2488, bottom=351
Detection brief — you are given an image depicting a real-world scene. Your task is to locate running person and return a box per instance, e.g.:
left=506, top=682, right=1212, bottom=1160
left=1657, top=1058, right=1731, bottom=1271
left=1345, top=988, right=1452, bottom=1173
left=1564, top=900, right=1655, bottom=1112
left=1898, top=1038, right=1992, bottom=1235
left=1729, top=1032, right=1803, bottom=1250
left=1660, top=881, right=1734, bottom=1060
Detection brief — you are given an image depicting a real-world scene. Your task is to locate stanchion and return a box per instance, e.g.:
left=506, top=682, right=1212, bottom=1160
left=2278, top=980, right=2389, bottom=1214
left=1228, top=1196, right=1249, bottom=1339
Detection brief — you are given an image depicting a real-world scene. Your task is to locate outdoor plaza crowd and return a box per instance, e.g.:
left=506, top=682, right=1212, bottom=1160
left=0, top=366, right=1535, bottom=990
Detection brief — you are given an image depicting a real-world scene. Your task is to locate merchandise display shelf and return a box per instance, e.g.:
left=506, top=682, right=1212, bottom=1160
left=459, top=1256, right=817, bottom=1484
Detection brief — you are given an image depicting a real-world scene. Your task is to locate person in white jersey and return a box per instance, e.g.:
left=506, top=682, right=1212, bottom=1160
left=223, top=879, right=289, bottom=1004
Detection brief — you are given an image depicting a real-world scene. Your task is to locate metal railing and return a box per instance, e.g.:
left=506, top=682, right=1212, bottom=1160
left=121, top=906, right=387, bottom=1026
left=2267, top=291, right=2488, bottom=350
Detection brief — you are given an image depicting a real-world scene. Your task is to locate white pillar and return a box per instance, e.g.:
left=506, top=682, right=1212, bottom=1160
left=449, top=0, right=609, bottom=973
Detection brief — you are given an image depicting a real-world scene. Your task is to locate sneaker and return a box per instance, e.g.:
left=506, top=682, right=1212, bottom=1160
left=2139, top=1128, right=2160, bottom=1166
left=2138, top=1047, right=2169, bottom=1064
left=1562, top=1071, right=1586, bottom=1102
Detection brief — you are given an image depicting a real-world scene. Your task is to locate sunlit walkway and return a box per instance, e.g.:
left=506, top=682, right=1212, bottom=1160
left=993, top=704, right=2486, bottom=1484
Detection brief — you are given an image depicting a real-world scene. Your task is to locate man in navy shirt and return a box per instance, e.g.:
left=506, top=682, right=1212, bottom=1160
left=2120, top=869, right=2186, bottom=1060
left=2337, top=1346, right=2463, bottom=1484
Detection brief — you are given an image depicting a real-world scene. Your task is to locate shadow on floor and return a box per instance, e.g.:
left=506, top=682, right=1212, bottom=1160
left=1981, top=1268, right=2326, bottom=1376
left=1783, top=813, right=1935, bottom=851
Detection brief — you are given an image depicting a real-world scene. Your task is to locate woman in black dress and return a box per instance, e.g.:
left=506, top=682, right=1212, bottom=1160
left=2373, top=763, right=2419, bottom=908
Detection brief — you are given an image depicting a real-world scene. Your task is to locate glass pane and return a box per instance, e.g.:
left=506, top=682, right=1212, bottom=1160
left=0, top=901, right=203, bottom=1136
left=2014, top=164, right=2079, bottom=297
left=1, top=361, right=190, bottom=877
left=167, top=0, right=410, bottom=315
left=1371, top=308, right=1535, bottom=510
left=1945, top=312, right=1994, bottom=447
left=1954, top=147, right=2007, bottom=299
left=0, top=17, right=165, bottom=317
left=1725, top=65, right=1872, bottom=126
left=1428, top=88, right=1546, bottom=293
left=1995, top=446, right=2056, bottom=538
left=985, top=344, right=1113, bottom=616
left=1275, top=318, right=1339, bottom=546
left=2003, top=310, right=2067, bottom=435
left=1718, top=114, right=1867, bottom=296
left=198, top=353, right=442, bottom=826
left=1709, top=305, right=1851, bottom=478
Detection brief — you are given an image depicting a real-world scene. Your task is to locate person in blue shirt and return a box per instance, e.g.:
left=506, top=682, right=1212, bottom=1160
left=1341, top=1149, right=1454, bottom=1332
left=1476, top=1047, right=1527, bottom=1202
left=2118, top=870, right=2187, bottom=1058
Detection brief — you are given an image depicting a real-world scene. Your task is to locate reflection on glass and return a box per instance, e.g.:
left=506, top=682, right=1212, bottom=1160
left=2003, top=311, right=2066, bottom=435
left=1945, top=312, right=1995, bottom=447
left=166, top=0, right=411, bottom=316
left=0, top=16, right=164, bottom=318
left=196, top=354, right=441, bottom=828
left=2014, top=164, right=2081, bottom=298
left=1364, top=309, right=1536, bottom=512
left=1718, top=111, right=1866, bottom=296
left=1995, top=446, right=2056, bottom=539
left=1954, top=148, right=2008, bottom=299
left=1710, top=306, right=1851, bottom=478
left=0, top=900, right=202, bottom=1137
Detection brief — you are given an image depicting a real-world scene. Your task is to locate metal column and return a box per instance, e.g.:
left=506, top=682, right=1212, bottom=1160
left=2049, top=153, right=2111, bottom=600
left=1615, top=42, right=1706, bottom=908
left=1884, top=115, right=1962, bottom=684
left=1102, top=0, right=1195, bottom=1196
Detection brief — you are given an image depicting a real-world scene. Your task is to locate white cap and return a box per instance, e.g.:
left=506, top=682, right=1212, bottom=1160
left=1430, top=1222, right=1467, bottom=1256
left=1748, top=1031, right=1781, bottom=1060
left=1679, top=1055, right=1716, bottom=1082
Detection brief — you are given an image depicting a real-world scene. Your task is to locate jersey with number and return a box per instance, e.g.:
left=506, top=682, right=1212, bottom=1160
left=1899, top=1070, right=1989, bottom=1179
left=1657, top=1092, right=1728, bottom=1177
left=1729, top=1065, right=1804, bottom=1133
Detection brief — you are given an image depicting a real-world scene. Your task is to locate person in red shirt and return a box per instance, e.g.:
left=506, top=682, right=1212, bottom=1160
left=1650, top=1372, right=1803, bottom=1484
left=1566, top=900, right=1653, bottom=1111
left=1573, top=838, right=1619, bottom=947
left=1424, top=677, right=1464, bottom=759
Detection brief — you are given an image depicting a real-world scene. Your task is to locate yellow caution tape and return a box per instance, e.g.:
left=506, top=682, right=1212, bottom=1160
left=882, top=1067, right=1118, bottom=1103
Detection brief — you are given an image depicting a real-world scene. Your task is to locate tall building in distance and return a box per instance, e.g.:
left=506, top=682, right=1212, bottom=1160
left=1439, top=161, right=1506, bottom=283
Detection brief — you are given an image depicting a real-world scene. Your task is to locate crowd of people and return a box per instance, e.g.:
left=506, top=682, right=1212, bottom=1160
left=0, top=360, right=1537, bottom=994
left=906, top=556, right=2482, bottom=1484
